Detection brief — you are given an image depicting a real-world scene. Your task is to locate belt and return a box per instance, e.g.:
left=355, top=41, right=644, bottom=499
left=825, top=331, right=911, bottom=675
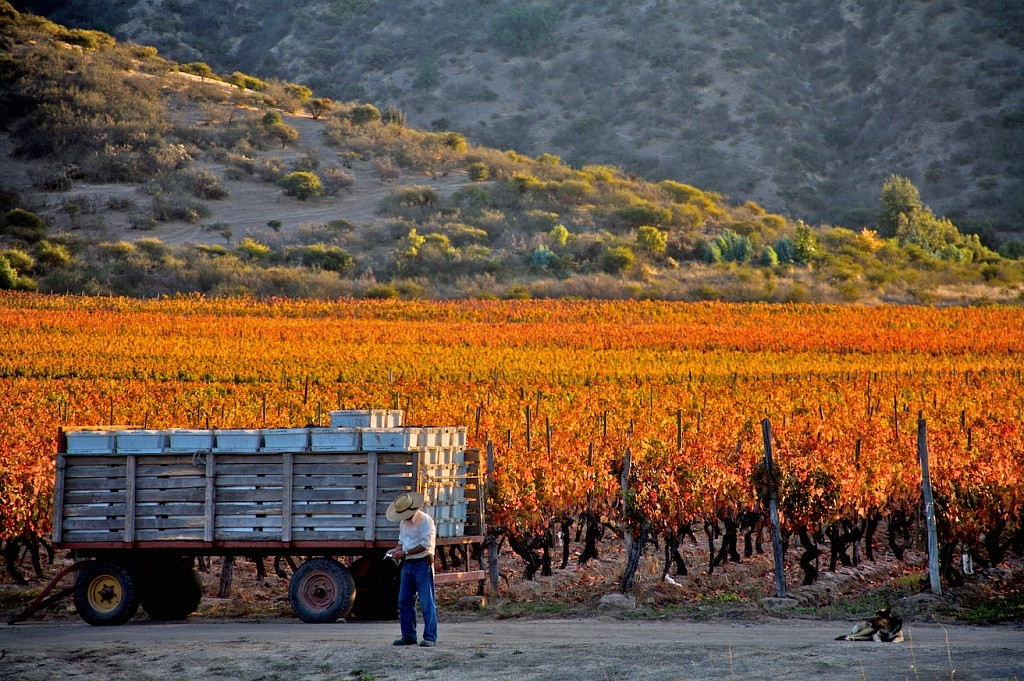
left=404, top=553, right=433, bottom=561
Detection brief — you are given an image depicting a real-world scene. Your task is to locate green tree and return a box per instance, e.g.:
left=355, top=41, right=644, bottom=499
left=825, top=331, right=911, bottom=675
left=758, top=245, right=779, bottom=267
left=277, top=171, right=323, bottom=200
left=549, top=224, right=569, bottom=247
left=793, top=222, right=818, bottom=263
left=636, top=226, right=668, bottom=255
left=229, top=71, right=268, bottom=91
left=181, top=61, right=215, bottom=81
left=706, top=229, right=752, bottom=263
left=895, top=209, right=951, bottom=251
left=267, top=122, right=299, bottom=148
left=261, top=111, right=283, bottom=127
left=878, top=175, right=923, bottom=237
left=305, top=98, right=333, bottom=120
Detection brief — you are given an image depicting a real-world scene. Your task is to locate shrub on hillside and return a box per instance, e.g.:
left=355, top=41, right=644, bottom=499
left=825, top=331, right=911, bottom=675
left=350, top=104, right=381, bottom=126
left=229, top=71, right=268, bottom=91
left=151, top=196, right=210, bottom=223
left=288, top=244, right=355, bottom=273
left=2, top=208, right=47, bottom=243
left=0, top=247, right=34, bottom=274
left=706, top=229, right=752, bottom=263
left=277, top=171, right=323, bottom=200
left=236, top=238, right=272, bottom=261
left=490, top=4, right=560, bottom=55
left=468, top=163, right=490, bottom=182
left=600, top=245, right=635, bottom=274
left=34, top=240, right=72, bottom=269
left=0, top=256, right=20, bottom=290
left=998, top=239, right=1024, bottom=260
left=618, top=202, right=672, bottom=228
left=182, top=169, right=229, bottom=200
left=321, top=167, right=356, bottom=195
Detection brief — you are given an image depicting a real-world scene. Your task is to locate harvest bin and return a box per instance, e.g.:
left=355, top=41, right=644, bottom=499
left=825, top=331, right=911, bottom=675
left=51, top=414, right=486, bottom=626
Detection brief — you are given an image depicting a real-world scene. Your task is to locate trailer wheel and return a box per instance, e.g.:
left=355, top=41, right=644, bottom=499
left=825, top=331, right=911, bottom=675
left=73, top=561, right=140, bottom=626
left=140, top=564, right=203, bottom=620
left=289, top=558, right=355, bottom=623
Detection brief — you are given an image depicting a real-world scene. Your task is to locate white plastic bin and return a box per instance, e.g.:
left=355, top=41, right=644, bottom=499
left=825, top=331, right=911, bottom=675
left=262, top=428, right=309, bottom=452
left=214, top=429, right=261, bottom=452
left=166, top=429, right=214, bottom=452
left=65, top=430, right=115, bottom=454
left=361, top=428, right=419, bottom=451
left=309, top=428, right=360, bottom=452
left=329, top=409, right=404, bottom=428
left=115, top=430, right=166, bottom=453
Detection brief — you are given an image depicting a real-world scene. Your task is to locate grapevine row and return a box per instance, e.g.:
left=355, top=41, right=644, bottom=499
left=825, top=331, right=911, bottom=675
left=0, top=292, right=1021, bottom=588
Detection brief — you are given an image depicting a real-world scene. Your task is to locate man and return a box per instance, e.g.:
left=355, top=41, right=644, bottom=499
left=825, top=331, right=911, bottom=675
left=386, top=491, right=437, bottom=647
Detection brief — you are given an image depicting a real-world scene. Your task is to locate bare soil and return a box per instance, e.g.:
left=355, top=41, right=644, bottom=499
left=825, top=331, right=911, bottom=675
left=2, top=537, right=1022, bottom=680
left=3, top=617, right=1022, bottom=681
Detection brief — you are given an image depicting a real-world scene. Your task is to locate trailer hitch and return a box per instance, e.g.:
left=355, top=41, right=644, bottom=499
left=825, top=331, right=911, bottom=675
left=8, top=560, right=91, bottom=625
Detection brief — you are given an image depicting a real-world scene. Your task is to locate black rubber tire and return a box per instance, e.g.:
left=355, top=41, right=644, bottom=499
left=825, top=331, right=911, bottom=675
left=288, top=557, right=355, bottom=623
left=140, top=564, right=203, bottom=620
left=73, top=560, right=140, bottom=626
left=350, top=553, right=401, bottom=621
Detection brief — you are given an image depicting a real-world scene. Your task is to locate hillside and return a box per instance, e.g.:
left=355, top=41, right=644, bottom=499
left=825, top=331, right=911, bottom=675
left=1, top=3, right=1023, bottom=304
left=20, top=0, right=1024, bottom=234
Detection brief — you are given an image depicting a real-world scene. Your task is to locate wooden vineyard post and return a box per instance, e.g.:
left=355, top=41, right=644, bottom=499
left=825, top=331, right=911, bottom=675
left=620, top=447, right=632, bottom=559
left=918, top=417, right=942, bottom=595
left=761, top=418, right=787, bottom=598
left=525, top=406, right=532, bottom=450
left=486, top=440, right=499, bottom=594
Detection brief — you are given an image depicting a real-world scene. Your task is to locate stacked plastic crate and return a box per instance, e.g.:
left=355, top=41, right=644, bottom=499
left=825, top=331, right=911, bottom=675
left=417, top=426, right=469, bottom=538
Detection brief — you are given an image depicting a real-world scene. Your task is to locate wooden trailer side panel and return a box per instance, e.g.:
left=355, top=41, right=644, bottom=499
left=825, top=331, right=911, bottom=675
left=55, top=448, right=450, bottom=546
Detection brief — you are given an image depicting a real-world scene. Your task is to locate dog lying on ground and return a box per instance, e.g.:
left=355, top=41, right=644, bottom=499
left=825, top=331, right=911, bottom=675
left=835, top=606, right=904, bottom=642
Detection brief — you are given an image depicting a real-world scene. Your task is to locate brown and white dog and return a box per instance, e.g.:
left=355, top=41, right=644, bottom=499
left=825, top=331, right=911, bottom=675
left=836, top=606, right=904, bottom=642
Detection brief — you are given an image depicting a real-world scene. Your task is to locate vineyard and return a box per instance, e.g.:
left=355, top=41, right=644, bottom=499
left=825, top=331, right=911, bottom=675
left=1, top=292, right=1022, bottom=595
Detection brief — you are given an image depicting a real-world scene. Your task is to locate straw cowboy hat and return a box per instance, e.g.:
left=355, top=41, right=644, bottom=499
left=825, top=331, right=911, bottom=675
left=386, top=491, right=424, bottom=522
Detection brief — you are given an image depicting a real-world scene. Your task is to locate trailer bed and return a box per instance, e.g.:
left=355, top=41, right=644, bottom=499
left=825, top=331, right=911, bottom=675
left=54, top=430, right=485, bottom=550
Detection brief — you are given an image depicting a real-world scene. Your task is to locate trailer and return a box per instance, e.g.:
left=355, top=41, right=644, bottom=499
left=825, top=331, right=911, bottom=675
left=33, top=410, right=486, bottom=626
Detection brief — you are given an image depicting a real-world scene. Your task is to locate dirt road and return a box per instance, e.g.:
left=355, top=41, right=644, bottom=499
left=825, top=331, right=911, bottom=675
left=2, top=617, right=1021, bottom=681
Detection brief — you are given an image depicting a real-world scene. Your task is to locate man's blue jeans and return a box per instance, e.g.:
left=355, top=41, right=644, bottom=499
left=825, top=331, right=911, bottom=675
left=398, top=558, right=436, bottom=643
